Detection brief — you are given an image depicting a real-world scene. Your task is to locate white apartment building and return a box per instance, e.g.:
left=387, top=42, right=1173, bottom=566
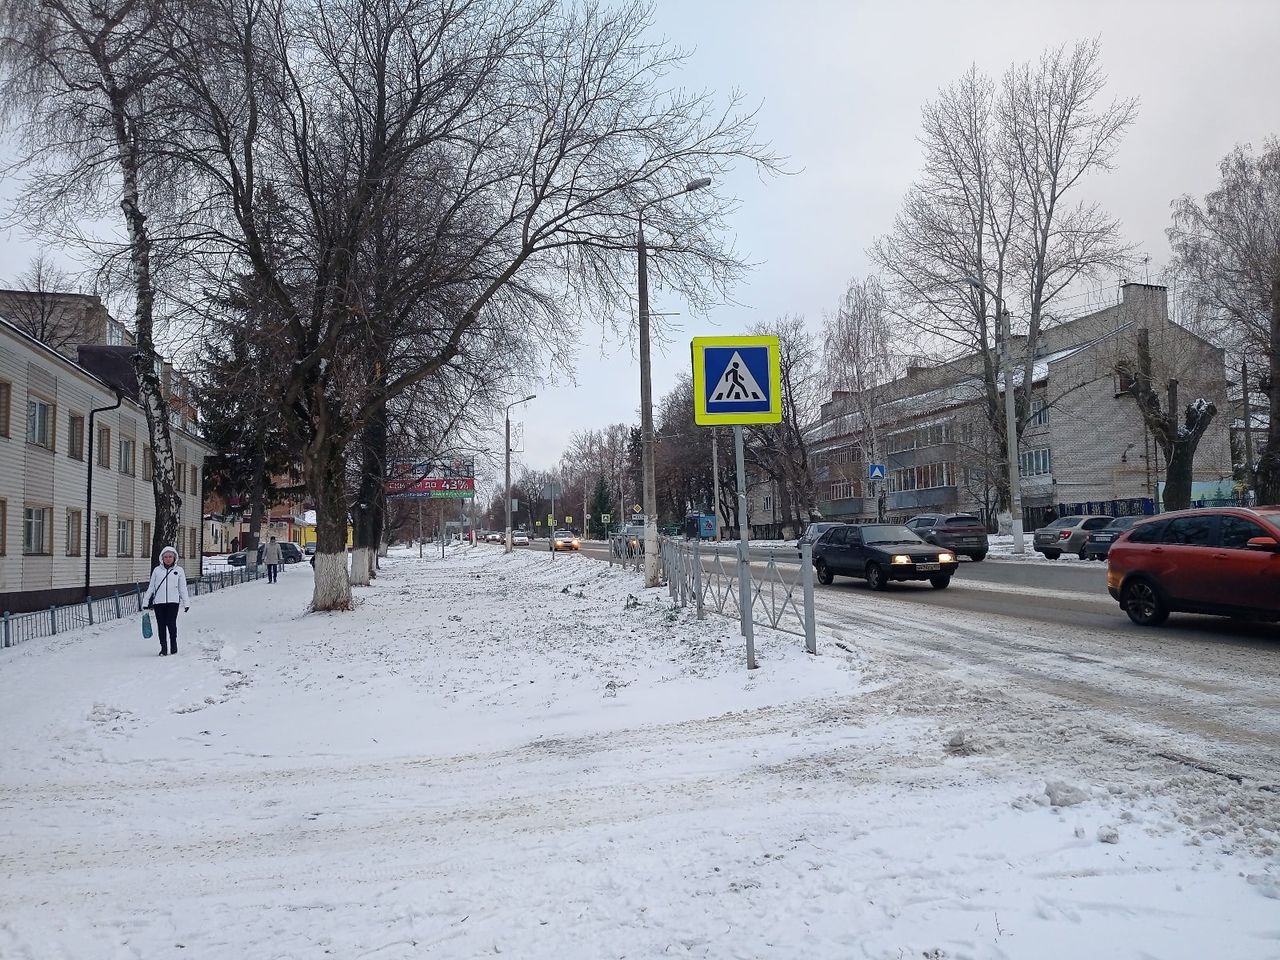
left=0, top=317, right=210, bottom=614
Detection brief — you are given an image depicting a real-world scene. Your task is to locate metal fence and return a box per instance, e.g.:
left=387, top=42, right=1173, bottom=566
left=2, top=563, right=266, bottom=651
left=608, top=533, right=645, bottom=573
left=658, top=538, right=817, bottom=655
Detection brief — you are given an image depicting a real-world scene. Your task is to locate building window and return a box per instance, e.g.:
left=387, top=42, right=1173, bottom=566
left=22, top=505, right=52, bottom=555
left=1029, top=397, right=1049, bottom=427
left=830, top=480, right=853, bottom=501
left=189, top=528, right=198, bottom=560
left=68, top=414, right=85, bottom=460
left=176, top=527, right=184, bottom=558
left=26, top=396, right=54, bottom=449
left=190, top=464, right=199, bottom=494
left=67, top=508, right=83, bottom=556
left=0, top=499, right=6, bottom=554
left=118, top=438, right=136, bottom=476
left=141, top=521, right=152, bottom=557
left=116, top=518, right=134, bottom=556
left=1020, top=447, right=1052, bottom=477
left=143, top=445, right=153, bottom=481
left=97, top=426, right=111, bottom=468
left=95, top=513, right=109, bottom=557
left=177, top=461, right=187, bottom=493
left=0, top=380, right=10, bottom=437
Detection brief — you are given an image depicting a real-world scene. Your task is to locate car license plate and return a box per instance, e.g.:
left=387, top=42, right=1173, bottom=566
left=917, top=562, right=940, bottom=572
left=1096, top=534, right=1114, bottom=542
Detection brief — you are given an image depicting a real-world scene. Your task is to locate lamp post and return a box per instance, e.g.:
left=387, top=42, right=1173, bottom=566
left=966, top=276, right=1025, bottom=554
left=638, top=176, right=712, bottom=587
left=505, top=395, right=535, bottom=553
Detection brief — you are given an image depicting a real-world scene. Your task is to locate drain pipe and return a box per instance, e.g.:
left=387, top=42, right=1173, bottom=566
left=85, top=391, right=124, bottom=596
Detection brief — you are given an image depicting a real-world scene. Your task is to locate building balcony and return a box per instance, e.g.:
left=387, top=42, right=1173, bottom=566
left=886, top=487, right=958, bottom=512
left=815, top=497, right=864, bottom=519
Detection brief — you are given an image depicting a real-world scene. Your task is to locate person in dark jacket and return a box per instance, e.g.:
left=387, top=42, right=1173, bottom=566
left=143, top=546, right=190, bottom=656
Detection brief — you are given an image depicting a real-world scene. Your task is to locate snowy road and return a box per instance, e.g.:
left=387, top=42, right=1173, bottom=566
left=1, top=548, right=1277, bottom=959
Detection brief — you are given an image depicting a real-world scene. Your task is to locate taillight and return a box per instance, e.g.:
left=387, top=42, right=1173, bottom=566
left=1059, top=530, right=1072, bottom=540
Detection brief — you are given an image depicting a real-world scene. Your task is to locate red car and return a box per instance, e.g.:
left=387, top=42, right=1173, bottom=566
left=1106, top=506, right=1280, bottom=625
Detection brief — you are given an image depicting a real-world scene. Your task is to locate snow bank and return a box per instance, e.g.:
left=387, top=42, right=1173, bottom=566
left=0, top=546, right=1274, bottom=959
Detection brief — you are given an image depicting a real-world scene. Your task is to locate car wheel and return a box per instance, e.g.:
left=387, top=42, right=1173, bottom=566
left=1043, top=550, right=1061, bottom=560
left=929, top=575, right=951, bottom=589
left=865, top=562, right=887, bottom=591
left=1121, top=577, right=1169, bottom=626
left=816, top=559, right=834, bottom=586
left=970, top=552, right=986, bottom=562
left=1077, top=545, right=1088, bottom=560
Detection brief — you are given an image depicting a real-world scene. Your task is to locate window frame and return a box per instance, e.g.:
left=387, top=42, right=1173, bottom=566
left=94, top=513, right=109, bottom=558
left=116, top=517, right=135, bottom=557
left=142, top=444, right=153, bottom=481
left=1218, top=515, right=1267, bottom=550
left=25, top=394, right=55, bottom=450
left=141, top=521, right=152, bottom=559
left=0, top=380, right=11, bottom=438
left=66, top=508, right=83, bottom=556
left=96, top=425, right=111, bottom=469
left=118, top=437, right=136, bottom=476
left=68, top=413, right=85, bottom=460
left=22, top=504, right=53, bottom=556
left=1160, top=515, right=1219, bottom=547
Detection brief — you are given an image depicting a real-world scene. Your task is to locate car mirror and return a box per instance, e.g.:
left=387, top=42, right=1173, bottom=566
left=1246, top=536, right=1280, bottom=552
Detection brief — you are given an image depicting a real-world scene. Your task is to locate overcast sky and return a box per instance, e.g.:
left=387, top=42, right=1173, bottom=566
left=2, top=0, right=1277, bottom=480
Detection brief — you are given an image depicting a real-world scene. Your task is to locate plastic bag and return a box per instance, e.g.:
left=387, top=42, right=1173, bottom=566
left=142, top=612, right=153, bottom=639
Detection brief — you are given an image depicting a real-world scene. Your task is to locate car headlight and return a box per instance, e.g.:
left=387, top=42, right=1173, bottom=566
left=891, top=554, right=912, bottom=564
left=938, top=552, right=955, bottom=563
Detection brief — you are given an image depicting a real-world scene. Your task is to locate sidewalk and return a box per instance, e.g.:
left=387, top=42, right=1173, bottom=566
left=0, top=547, right=1274, bottom=959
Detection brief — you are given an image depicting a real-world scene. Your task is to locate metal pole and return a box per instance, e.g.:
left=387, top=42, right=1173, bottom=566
left=638, top=218, right=660, bottom=587
left=418, top=499, right=423, bottom=558
left=1001, top=307, right=1025, bottom=554
left=1242, top=357, right=1255, bottom=488
left=440, top=499, right=446, bottom=559
left=85, top=392, right=123, bottom=595
left=801, top=541, right=816, bottom=655
left=734, top=425, right=757, bottom=669
left=711, top=428, right=721, bottom=541
left=504, top=413, right=513, bottom=553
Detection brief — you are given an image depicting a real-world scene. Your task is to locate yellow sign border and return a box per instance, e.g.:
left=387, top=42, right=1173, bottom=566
left=691, top=335, right=783, bottom=426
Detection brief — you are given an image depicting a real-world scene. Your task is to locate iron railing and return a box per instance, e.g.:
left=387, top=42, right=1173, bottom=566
left=607, top=533, right=644, bottom=573
left=2, top=563, right=267, bottom=652
left=658, top=538, right=817, bottom=654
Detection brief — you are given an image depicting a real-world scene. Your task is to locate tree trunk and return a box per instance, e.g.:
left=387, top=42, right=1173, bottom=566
left=308, top=438, right=352, bottom=611
left=1161, top=440, right=1196, bottom=511
left=114, top=111, right=180, bottom=567
left=246, top=409, right=267, bottom=566
left=1256, top=275, right=1280, bottom=505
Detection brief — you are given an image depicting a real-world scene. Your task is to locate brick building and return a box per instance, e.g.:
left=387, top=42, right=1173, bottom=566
left=809, top=283, right=1234, bottom=528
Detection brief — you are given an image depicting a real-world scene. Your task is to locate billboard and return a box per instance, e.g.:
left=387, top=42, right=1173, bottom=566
left=387, top=462, right=476, bottom=499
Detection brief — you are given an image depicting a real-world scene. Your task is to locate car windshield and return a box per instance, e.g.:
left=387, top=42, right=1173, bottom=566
left=1046, top=517, right=1079, bottom=528
left=861, top=524, right=925, bottom=545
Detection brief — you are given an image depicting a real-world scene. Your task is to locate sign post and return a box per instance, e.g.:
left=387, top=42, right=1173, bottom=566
left=691, top=335, right=783, bottom=670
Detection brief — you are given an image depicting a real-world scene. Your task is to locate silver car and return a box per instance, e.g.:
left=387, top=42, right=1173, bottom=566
left=1033, top=515, right=1114, bottom=559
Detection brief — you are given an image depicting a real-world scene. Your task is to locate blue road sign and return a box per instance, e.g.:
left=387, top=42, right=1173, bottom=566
left=868, top=463, right=886, bottom=481
left=691, top=336, right=782, bottom=425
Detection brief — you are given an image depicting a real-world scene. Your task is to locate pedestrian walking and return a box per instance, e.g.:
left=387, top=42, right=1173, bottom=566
left=262, top=536, right=283, bottom=583
left=142, top=546, right=190, bottom=657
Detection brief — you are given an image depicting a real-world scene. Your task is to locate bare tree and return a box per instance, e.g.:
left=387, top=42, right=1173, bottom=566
left=1117, top=328, right=1218, bottom=510
left=1168, top=138, right=1280, bottom=503
left=168, top=0, right=778, bottom=610
left=0, top=253, right=96, bottom=353
left=872, top=41, right=1134, bottom=518
left=821, top=276, right=903, bottom=520
left=0, top=0, right=189, bottom=564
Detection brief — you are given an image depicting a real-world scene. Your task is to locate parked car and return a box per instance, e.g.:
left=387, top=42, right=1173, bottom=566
left=303, top=543, right=317, bottom=556
left=1032, top=515, right=1114, bottom=559
left=551, top=529, right=580, bottom=552
left=485, top=531, right=502, bottom=543
left=1107, top=507, right=1280, bottom=625
left=812, top=523, right=960, bottom=590
left=797, top=521, right=844, bottom=557
left=279, top=542, right=304, bottom=564
left=226, top=550, right=249, bottom=567
left=1082, top=515, right=1143, bottom=560
left=512, top=531, right=530, bottom=546
left=905, top=513, right=989, bottom=561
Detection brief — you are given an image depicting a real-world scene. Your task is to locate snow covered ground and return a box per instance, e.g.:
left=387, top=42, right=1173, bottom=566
left=1, top=547, right=1276, bottom=959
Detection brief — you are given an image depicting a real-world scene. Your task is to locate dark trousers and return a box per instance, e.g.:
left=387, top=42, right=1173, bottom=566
left=267, top=563, right=280, bottom=583
left=154, top=603, right=180, bottom=653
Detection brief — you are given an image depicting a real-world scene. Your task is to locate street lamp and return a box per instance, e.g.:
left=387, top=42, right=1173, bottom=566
left=966, top=275, right=1025, bottom=554
left=505, top=395, right=535, bottom=553
left=638, top=176, right=712, bottom=586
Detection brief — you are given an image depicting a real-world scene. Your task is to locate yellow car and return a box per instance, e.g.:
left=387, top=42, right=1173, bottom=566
left=551, top=530, right=580, bottom=552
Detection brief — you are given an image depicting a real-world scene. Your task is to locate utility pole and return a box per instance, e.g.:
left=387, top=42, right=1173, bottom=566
left=711, top=428, right=721, bottom=541
left=1000, top=306, right=1025, bottom=553
left=504, top=395, right=535, bottom=553
left=1242, top=357, right=1255, bottom=491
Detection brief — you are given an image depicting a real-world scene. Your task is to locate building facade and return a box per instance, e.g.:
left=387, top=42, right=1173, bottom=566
left=0, top=318, right=210, bottom=614
left=809, top=284, right=1234, bottom=529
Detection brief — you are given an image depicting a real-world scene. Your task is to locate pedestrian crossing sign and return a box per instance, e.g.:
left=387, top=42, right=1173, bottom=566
left=869, top=463, right=886, bottom=481
left=691, top=335, right=783, bottom=425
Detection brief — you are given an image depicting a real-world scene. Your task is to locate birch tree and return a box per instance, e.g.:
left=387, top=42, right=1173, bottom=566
left=0, top=0, right=190, bottom=564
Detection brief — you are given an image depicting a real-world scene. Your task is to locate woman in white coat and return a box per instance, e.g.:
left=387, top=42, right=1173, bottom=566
left=143, top=546, right=190, bottom=656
